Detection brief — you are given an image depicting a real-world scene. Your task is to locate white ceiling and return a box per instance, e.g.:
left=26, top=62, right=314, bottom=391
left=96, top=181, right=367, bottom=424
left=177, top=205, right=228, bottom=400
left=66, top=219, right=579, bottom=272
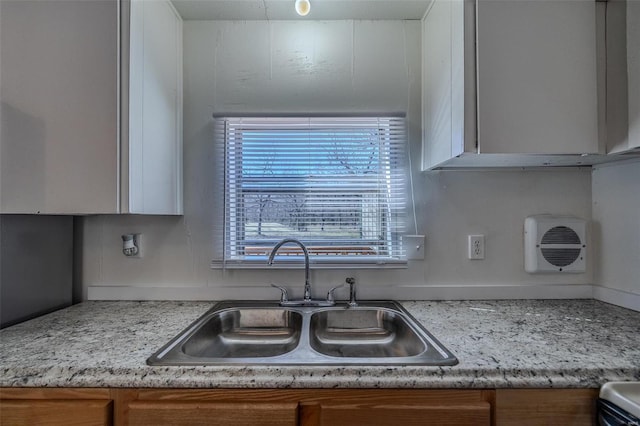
left=170, top=0, right=432, bottom=21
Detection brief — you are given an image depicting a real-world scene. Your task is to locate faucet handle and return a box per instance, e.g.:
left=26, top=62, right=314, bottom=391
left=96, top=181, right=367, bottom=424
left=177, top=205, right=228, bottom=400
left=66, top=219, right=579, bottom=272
left=270, top=284, right=289, bottom=304
left=326, top=283, right=345, bottom=304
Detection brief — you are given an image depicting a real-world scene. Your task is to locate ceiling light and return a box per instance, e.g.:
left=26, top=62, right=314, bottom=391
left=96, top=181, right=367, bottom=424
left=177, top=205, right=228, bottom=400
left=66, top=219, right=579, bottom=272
left=295, top=0, right=310, bottom=16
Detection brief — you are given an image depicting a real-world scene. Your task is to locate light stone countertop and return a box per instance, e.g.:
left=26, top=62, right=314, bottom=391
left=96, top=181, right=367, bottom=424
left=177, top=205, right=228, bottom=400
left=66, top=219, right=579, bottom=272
left=0, top=299, right=638, bottom=389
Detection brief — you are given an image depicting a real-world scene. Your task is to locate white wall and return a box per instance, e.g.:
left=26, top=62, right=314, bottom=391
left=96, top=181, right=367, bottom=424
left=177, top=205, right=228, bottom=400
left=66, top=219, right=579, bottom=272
left=592, top=159, right=640, bottom=310
left=1, top=215, right=73, bottom=327
left=81, top=20, right=594, bottom=301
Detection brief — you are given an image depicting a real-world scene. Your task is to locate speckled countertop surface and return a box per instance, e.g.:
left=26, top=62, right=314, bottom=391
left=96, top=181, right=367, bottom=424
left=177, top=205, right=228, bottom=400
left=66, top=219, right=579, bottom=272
left=1, top=300, right=638, bottom=389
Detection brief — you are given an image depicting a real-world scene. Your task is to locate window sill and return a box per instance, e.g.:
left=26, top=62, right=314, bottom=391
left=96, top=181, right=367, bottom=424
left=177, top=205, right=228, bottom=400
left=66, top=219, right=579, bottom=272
left=210, top=256, right=408, bottom=270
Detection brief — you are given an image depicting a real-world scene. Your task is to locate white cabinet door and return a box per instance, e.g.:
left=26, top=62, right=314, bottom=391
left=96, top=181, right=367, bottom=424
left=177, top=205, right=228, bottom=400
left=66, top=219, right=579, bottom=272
left=0, top=0, right=183, bottom=214
left=125, top=0, right=183, bottom=215
left=422, top=0, right=473, bottom=170
left=421, top=0, right=603, bottom=170
left=605, top=0, right=640, bottom=154
left=422, top=0, right=476, bottom=170
left=626, top=0, right=640, bottom=151
left=1, top=0, right=119, bottom=214
left=476, top=0, right=599, bottom=155
left=606, top=0, right=630, bottom=154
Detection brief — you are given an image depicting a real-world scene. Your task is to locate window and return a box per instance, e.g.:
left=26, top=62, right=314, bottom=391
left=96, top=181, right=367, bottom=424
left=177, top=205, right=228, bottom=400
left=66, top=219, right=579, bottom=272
left=217, top=116, right=407, bottom=267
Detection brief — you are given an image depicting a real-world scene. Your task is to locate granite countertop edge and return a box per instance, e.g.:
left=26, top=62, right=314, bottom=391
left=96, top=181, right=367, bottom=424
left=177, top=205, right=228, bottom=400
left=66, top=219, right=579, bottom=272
left=1, top=367, right=638, bottom=389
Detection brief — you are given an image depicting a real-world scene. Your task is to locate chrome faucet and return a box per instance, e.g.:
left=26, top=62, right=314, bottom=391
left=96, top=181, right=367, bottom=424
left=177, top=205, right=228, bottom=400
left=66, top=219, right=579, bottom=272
left=346, top=277, right=358, bottom=307
left=268, top=238, right=312, bottom=302
left=268, top=238, right=337, bottom=307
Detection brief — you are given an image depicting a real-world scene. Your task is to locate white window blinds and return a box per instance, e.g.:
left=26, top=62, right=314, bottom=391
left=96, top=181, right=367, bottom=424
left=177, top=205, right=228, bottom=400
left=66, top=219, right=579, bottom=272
left=215, top=116, right=407, bottom=267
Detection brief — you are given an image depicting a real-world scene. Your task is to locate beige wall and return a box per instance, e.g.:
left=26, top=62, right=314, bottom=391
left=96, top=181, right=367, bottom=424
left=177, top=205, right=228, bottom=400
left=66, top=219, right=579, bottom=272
left=80, top=20, right=594, bottom=301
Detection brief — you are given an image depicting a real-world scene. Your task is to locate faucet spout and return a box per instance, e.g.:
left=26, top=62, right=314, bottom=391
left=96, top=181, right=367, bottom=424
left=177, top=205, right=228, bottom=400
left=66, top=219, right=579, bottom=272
left=346, top=277, right=358, bottom=307
left=268, top=238, right=311, bottom=301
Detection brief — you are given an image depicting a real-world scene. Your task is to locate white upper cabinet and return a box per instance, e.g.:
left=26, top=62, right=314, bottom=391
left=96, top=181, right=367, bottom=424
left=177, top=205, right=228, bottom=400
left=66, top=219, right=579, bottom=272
left=0, top=0, right=182, bottom=214
left=1, top=0, right=119, bottom=214
left=123, top=0, right=183, bottom=214
left=422, top=0, right=606, bottom=170
left=607, top=0, right=640, bottom=154
left=476, top=0, right=599, bottom=155
left=629, top=1, right=640, bottom=152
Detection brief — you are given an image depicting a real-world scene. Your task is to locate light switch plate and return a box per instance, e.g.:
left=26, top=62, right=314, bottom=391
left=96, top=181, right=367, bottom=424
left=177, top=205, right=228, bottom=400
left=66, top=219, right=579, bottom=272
left=403, top=235, right=425, bottom=260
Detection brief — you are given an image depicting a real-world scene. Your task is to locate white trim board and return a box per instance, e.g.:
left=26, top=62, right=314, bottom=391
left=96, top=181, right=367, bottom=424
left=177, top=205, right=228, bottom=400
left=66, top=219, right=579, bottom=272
left=88, top=284, right=594, bottom=302
left=592, top=286, right=640, bottom=312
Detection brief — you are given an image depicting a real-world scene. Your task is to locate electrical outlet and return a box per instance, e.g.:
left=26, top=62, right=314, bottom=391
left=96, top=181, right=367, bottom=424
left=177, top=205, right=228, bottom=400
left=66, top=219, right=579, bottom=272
left=468, top=235, right=485, bottom=260
left=122, top=233, right=142, bottom=258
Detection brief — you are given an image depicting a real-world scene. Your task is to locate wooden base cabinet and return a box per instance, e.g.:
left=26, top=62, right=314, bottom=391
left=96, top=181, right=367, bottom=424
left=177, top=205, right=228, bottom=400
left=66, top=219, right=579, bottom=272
left=127, top=401, right=299, bottom=426
left=0, top=387, right=599, bottom=426
left=314, top=390, right=492, bottom=426
left=495, top=389, right=599, bottom=426
left=0, top=388, right=113, bottom=426
left=123, top=389, right=492, bottom=426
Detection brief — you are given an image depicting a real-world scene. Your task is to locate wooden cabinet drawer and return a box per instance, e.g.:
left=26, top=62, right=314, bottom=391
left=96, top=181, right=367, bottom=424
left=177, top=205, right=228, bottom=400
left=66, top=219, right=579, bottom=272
left=0, top=399, right=112, bottom=426
left=314, top=401, right=490, bottom=426
left=127, top=401, right=298, bottom=426
left=0, top=388, right=113, bottom=426
left=495, top=389, right=598, bottom=426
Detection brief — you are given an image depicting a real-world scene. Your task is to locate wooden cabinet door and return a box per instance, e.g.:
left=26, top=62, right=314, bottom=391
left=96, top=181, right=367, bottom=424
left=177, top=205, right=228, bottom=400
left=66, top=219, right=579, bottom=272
left=128, top=401, right=298, bottom=426
left=495, top=389, right=598, bottom=426
left=299, top=389, right=492, bottom=426
left=313, top=401, right=490, bottom=426
left=0, top=399, right=113, bottom=426
left=122, top=388, right=493, bottom=426
left=0, top=388, right=114, bottom=426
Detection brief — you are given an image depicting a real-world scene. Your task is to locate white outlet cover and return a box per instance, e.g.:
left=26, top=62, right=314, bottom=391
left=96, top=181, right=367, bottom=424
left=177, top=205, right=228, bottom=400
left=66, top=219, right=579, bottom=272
left=468, top=234, right=485, bottom=260
left=123, top=233, right=143, bottom=258
left=403, top=235, right=425, bottom=260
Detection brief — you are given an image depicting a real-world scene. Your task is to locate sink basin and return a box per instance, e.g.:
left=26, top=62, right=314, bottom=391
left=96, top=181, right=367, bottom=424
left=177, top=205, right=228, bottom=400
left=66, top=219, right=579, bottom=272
left=309, top=308, right=426, bottom=358
left=147, top=300, right=457, bottom=366
left=181, top=308, right=302, bottom=358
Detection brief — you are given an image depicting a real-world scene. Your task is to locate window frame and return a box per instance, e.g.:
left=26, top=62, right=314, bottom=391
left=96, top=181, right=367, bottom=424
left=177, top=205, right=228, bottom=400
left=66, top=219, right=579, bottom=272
left=212, top=116, right=409, bottom=269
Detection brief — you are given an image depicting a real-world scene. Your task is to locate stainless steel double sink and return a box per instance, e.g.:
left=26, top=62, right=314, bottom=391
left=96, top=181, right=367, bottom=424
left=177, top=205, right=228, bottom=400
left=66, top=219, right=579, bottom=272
left=147, top=301, right=458, bottom=366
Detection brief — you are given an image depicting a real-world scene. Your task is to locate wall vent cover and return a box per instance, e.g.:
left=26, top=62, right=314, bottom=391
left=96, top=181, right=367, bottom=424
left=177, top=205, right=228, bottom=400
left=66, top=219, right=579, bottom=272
left=524, top=215, right=587, bottom=273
